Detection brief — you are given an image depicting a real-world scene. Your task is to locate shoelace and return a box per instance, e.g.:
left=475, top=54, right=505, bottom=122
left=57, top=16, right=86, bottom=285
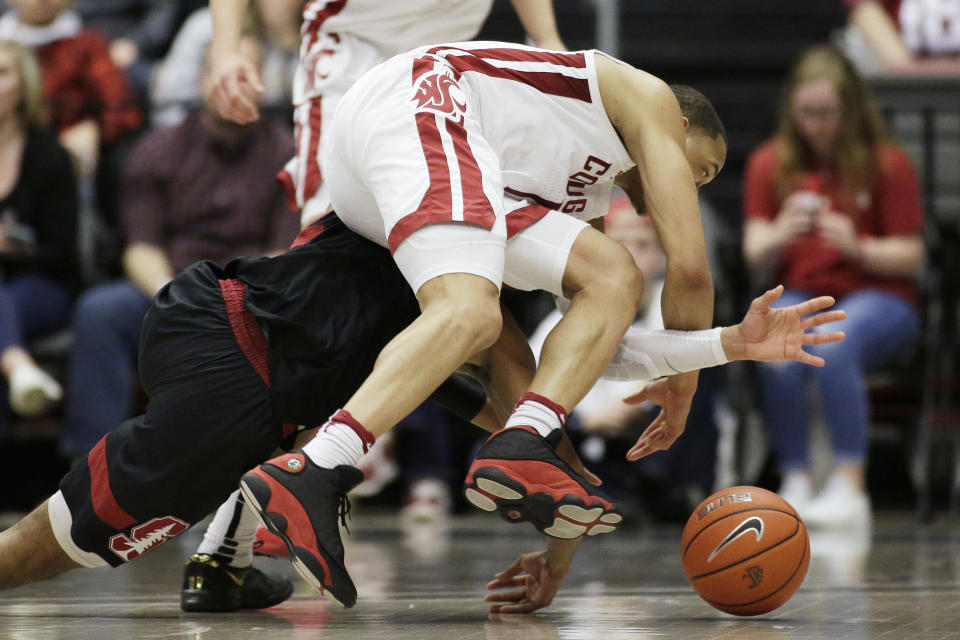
left=338, top=493, right=353, bottom=534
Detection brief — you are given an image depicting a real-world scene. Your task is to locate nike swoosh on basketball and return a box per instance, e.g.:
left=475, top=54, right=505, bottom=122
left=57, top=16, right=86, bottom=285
left=707, top=516, right=764, bottom=563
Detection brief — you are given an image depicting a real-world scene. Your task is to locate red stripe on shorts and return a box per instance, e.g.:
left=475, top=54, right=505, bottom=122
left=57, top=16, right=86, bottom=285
left=387, top=112, right=452, bottom=252
left=505, top=203, right=550, bottom=238
left=219, top=279, right=297, bottom=440
left=504, top=187, right=562, bottom=211
left=445, top=118, right=495, bottom=230
left=302, top=99, right=324, bottom=203
left=442, top=55, right=591, bottom=102
left=88, top=437, right=136, bottom=530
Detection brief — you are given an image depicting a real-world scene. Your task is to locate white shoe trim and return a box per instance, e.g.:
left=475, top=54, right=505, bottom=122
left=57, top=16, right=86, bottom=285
left=48, top=491, right=108, bottom=568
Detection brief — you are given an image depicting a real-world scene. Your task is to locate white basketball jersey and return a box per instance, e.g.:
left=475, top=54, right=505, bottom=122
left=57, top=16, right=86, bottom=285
left=408, top=42, right=636, bottom=222
left=296, top=0, right=493, bottom=103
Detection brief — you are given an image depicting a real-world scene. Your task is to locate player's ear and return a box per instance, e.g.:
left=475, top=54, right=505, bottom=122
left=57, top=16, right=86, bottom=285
left=681, top=116, right=690, bottom=131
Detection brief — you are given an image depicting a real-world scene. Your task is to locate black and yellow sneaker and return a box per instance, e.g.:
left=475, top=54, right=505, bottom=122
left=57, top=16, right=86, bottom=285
left=180, top=553, right=294, bottom=612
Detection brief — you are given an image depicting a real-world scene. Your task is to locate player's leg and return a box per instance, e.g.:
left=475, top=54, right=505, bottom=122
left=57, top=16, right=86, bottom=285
left=0, top=499, right=80, bottom=590
left=464, top=212, right=641, bottom=537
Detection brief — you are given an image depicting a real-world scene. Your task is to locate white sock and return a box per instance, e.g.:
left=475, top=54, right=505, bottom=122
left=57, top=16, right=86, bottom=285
left=196, top=490, right=258, bottom=567
left=504, top=393, right=567, bottom=437
left=301, top=409, right=373, bottom=469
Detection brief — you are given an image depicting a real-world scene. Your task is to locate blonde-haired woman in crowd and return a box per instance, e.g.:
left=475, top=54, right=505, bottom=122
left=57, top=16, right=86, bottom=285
left=742, top=45, right=924, bottom=528
left=0, top=39, right=78, bottom=420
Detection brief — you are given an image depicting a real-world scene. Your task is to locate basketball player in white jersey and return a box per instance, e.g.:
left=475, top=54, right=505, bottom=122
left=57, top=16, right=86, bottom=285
left=237, top=41, right=730, bottom=606
left=171, top=0, right=567, bottom=612
left=209, top=0, right=566, bottom=226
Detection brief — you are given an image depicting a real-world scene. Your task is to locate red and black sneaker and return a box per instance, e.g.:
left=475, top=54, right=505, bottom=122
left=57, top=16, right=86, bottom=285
left=464, top=427, right=622, bottom=538
left=239, top=452, right=364, bottom=608
left=252, top=524, right=288, bottom=558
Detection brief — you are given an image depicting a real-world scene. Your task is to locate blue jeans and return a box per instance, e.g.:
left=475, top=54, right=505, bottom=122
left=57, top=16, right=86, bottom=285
left=755, top=288, right=920, bottom=471
left=59, top=281, right=150, bottom=458
left=0, top=274, right=73, bottom=426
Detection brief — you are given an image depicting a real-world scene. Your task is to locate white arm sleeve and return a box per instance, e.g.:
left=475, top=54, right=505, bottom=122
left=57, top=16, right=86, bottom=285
left=602, top=326, right=728, bottom=381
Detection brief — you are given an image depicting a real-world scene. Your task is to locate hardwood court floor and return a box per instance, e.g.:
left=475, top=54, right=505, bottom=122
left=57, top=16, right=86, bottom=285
left=1, top=510, right=958, bottom=639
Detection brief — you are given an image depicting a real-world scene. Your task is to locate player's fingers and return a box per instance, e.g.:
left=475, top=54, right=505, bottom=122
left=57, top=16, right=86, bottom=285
left=752, top=284, right=784, bottom=311
left=491, top=602, right=538, bottom=614
left=802, top=330, right=845, bottom=346
left=802, top=309, right=846, bottom=330
left=795, top=350, right=826, bottom=367
left=582, top=466, right=603, bottom=486
left=790, top=295, right=836, bottom=318
left=622, top=386, right=652, bottom=405
left=494, top=558, right=524, bottom=580
left=487, top=576, right=526, bottom=589
left=237, top=63, right=266, bottom=94
left=485, top=589, right=527, bottom=602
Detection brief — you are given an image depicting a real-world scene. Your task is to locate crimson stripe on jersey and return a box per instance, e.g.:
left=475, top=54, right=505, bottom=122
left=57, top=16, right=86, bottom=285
left=458, top=47, right=586, bottom=69
left=302, top=0, right=347, bottom=57
left=443, top=55, right=590, bottom=102
left=504, top=187, right=562, bottom=211
left=88, top=437, right=136, bottom=530
left=505, top=203, right=550, bottom=238
left=302, top=99, right=324, bottom=203
left=387, top=112, right=451, bottom=252
left=412, top=56, right=436, bottom=84
left=444, top=118, right=495, bottom=229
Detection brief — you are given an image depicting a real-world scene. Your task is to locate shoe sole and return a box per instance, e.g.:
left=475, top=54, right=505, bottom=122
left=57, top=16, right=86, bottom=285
left=464, top=467, right=622, bottom=538
left=239, top=473, right=349, bottom=608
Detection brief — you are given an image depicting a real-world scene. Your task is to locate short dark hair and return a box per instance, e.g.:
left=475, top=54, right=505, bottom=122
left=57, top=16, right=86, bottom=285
left=670, top=85, right=726, bottom=145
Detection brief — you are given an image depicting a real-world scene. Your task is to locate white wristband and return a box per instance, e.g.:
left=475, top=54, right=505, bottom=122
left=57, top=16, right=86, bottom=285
left=602, top=326, right=728, bottom=381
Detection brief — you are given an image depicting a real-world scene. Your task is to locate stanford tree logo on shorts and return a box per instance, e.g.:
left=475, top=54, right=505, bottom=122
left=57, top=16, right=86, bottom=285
left=108, top=516, right=189, bottom=562
left=412, top=72, right=467, bottom=122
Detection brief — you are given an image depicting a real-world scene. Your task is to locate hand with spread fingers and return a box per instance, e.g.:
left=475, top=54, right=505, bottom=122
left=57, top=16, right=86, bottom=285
left=622, top=285, right=846, bottom=460
left=485, top=538, right=579, bottom=613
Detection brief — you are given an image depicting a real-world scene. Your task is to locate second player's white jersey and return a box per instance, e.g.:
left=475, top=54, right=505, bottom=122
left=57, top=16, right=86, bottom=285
left=406, top=41, right=636, bottom=223
left=296, top=0, right=493, bottom=103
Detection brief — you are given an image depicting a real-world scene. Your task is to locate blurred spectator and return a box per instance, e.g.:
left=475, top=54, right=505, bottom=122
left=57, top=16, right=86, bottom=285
left=58, top=36, right=298, bottom=459
left=839, top=0, right=960, bottom=73
left=72, top=0, right=181, bottom=92
left=0, top=0, right=142, bottom=180
left=742, top=45, right=924, bottom=528
left=0, top=39, right=77, bottom=421
left=528, top=195, right=719, bottom=522
left=151, top=2, right=298, bottom=129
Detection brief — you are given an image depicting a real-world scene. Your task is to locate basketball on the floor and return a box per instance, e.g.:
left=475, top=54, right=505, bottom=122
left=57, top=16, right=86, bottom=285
left=681, top=486, right=810, bottom=616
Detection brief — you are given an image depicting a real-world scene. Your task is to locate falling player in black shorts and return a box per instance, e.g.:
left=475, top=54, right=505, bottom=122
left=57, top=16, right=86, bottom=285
left=0, top=213, right=845, bottom=612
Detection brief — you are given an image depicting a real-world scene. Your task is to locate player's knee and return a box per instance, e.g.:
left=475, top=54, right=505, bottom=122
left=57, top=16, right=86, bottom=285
left=449, top=296, right=503, bottom=353
left=596, top=244, right=645, bottom=313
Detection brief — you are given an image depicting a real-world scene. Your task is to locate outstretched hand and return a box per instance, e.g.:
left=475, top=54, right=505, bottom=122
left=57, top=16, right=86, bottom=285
left=485, top=551, right=566, bottom=613
left=728, top=285, right=846, bottom=367
left=622, top=378, right=694, bottom=461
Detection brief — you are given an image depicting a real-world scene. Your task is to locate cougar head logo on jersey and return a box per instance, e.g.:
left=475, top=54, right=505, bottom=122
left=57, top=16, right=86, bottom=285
left=412, top=72, right=467, bottom=121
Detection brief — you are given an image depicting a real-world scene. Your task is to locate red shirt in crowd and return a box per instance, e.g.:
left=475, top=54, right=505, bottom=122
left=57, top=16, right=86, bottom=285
left=35, top=30, right=142, bottom=143
left=742, top=139, right=924, bottom=306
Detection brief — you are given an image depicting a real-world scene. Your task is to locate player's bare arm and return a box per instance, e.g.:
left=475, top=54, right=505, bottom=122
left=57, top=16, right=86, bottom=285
left=596, top=55, right=716, bottom=453
left=209, top=0, right=264, bottom=124
left=508, top=0, right=567, bottom=51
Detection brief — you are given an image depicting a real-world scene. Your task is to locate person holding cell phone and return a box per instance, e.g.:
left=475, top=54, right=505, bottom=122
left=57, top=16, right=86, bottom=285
left=742, top=44, right=925, bottom=529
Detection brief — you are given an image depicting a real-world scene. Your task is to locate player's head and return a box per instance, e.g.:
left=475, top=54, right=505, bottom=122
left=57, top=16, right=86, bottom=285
left=671, top=85, right=726, bottom=189
left=776, top=45, right=886, bottom=192
left=0, top=40, right=47, bottom=131
left=7, top=0, right=72, bottom=26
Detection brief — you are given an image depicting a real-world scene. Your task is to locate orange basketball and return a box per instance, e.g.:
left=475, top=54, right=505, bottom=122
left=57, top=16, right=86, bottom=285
left=681, top=485, right=810, bottom=616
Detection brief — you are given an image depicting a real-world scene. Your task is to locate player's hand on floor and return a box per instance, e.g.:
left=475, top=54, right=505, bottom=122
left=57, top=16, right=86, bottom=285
left=732, top=285, right=846, bottom=367
left=622, top=378, right=694, bottom=461
left=485, top=551, right=566, bottom=613
left=208, top=52, right=264, bottom=124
